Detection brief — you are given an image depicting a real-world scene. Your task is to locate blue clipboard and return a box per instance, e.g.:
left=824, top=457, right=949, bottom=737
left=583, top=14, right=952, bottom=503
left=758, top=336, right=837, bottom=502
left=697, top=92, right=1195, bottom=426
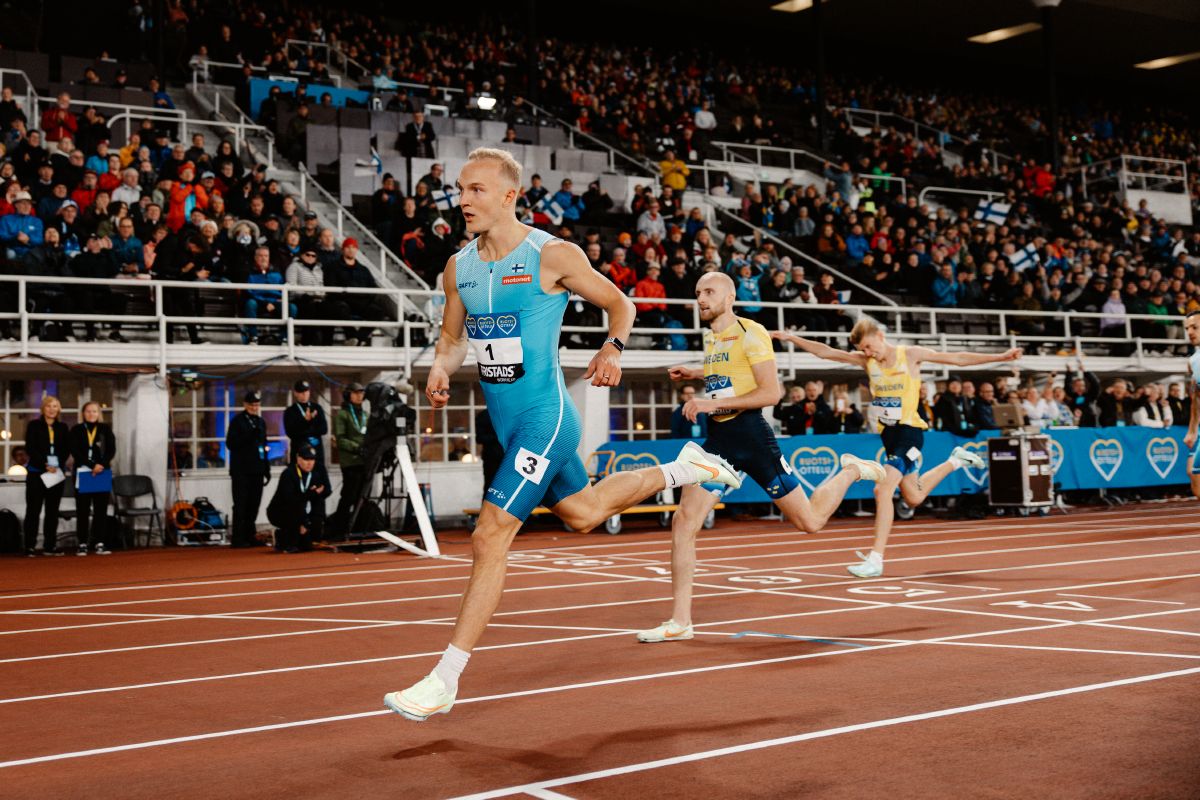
left=77, top=469, right=114, bottom=494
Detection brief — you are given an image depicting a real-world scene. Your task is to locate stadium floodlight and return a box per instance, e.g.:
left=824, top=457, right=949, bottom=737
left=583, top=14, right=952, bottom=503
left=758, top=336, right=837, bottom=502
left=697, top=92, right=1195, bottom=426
left=771, top=0, right=814, bottom=12
left=1134, top=52, right=1200, bottom=70
left=476, top=94, right=497, bottom=110
left=967, top=22, right=1042, bottom=44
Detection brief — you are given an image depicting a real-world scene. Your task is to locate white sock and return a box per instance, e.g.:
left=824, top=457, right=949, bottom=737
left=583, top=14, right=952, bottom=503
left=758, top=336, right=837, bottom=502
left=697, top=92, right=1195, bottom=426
left=659, top=459, right=696, bottom=489
left=866, top=550, right=884, bottom=567
left=432, top=644, right=470, bottom=693
left=948, top=454, right=966, bottom=469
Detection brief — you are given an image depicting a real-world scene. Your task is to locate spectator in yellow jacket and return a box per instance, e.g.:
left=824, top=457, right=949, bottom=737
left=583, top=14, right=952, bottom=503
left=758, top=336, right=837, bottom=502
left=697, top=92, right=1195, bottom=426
left=659, top=150, right=690, bottom=192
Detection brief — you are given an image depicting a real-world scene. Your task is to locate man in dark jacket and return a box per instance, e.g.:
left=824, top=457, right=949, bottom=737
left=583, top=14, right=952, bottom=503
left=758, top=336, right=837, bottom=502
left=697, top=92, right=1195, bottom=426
left=971, top=381, right=998, bottom=430
left=398, top=110, right=436, bottom=158
left=1098, top=379, right=1134, bottom=427
left=267, top=444, right=330, bottom=552
left=1167, top=382, right=1190, bottom=427
left=325, top=238, right=386, bottom=345
left=669, top=384, right=708, bottom=440
left=225, top=389, right=270, bottom=547
left=1065, top=360, right=1101, bottom=427
left=933, top=377, right=977, bottom=436
left=283, top=380, right=328, bottom=463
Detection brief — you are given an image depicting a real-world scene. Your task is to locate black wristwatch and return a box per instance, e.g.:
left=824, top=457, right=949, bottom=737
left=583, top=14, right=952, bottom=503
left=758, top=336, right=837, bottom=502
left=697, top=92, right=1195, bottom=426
left=604, top=336, right=625, bottom=353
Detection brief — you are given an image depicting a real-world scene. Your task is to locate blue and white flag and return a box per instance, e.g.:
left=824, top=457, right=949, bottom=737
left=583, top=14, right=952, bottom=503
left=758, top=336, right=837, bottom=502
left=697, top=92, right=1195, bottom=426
left=434, top=187, right=460, bottom=211
left=1009, top=243, right=1040, bottom=272
left=974, top=199, right=1011, bottom=225
left=370, top=148, right=382, bottom=175
left=534, top=196, right=564, bottom=226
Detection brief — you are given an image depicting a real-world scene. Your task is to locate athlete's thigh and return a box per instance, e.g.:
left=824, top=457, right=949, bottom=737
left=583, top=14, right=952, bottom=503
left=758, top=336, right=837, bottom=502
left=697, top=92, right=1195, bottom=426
left=488, top=420, right=583, bottom=523
left=542, top=453, right=593, bottom=525
left=898, top=469, right=921, bottom=498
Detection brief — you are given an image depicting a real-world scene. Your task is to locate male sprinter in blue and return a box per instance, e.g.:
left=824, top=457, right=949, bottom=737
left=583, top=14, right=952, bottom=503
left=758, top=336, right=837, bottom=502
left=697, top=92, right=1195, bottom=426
left=1182, top=311, right=1200, bottom=499
left=384, top=149, right=740, bottom=721
left=774, top=319, right=1020, bottom=578
left=636, top=272, right=885, bottom=643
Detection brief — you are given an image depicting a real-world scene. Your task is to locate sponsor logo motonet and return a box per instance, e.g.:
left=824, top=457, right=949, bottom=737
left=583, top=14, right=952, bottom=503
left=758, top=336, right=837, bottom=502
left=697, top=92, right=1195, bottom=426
left=502, top=275, right=533, bottom=285
left=479, top=363, right=525, bottom=383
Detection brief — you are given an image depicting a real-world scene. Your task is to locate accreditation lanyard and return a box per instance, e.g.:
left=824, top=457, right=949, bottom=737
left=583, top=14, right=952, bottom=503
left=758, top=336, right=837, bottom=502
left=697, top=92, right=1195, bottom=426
left=348, top=405, right=366, bottom=435
left=86, top=424, right=99, bottom=462
left=297, top=467, right=312, bottom=515
left=47, top=422, right=59, bottom=467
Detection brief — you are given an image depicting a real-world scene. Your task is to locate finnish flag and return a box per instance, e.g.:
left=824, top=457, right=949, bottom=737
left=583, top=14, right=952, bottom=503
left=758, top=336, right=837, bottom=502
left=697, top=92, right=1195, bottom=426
left=534, top=196, right=564, bottom=226
left=1009, top=243, right=1040, bottom=272
left=434, top=188, right=460, bottom=211
left=974, top=199, right=1011, bottom=225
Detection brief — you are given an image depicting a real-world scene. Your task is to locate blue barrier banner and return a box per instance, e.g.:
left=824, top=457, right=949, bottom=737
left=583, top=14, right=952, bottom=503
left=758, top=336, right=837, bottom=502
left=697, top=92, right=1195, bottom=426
left=248, top=78, right=371, bottom=117
left=597, top=426, right=1190, bottom=504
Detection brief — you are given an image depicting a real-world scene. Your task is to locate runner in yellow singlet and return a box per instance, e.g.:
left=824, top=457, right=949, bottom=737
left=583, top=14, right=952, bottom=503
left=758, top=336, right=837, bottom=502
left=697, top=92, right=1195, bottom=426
left=774, top=319, right=1021, bottom=577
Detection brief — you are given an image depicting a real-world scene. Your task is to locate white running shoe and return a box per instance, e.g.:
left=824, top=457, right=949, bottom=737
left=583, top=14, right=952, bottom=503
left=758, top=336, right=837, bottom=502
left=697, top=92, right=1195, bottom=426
left=951, top=446, right=985, bottom=470
left=847, top=550, right=884, bottom=578
left=636, top=619, right=695, bottom=643
left=383, top=672, right=456, bottom=722
left=840, top=453, right=885, bottom=483
left=678, top=441, right=742, bottom=489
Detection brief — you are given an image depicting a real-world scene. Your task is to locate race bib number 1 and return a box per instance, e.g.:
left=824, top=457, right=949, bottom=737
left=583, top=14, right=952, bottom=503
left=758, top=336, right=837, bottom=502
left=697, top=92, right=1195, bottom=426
left=466, top=312, right=525, bottom=384
left=513, top=447, right=551, bottom=485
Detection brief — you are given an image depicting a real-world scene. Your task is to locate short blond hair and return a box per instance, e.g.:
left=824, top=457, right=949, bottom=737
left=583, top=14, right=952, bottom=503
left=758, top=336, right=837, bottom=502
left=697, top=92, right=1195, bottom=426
left=467, top=147, right=522, bottom=187
left=849, top=318, right=884, bottom=346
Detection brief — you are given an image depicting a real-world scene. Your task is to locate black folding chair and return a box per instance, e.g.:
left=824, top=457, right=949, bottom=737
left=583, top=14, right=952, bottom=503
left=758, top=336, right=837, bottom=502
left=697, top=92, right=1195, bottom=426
left=112, top=474, right=163, bottom=547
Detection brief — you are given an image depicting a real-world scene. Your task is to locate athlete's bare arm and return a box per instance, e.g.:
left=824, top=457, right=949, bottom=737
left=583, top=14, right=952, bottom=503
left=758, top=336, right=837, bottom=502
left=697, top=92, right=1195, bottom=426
left=542, top=240, right=635, bottom=387
left=668, top=365, right=704, bottom=381
left=771, top=331, right=868, bottom=368
left=1187, top=369, right=1199, bottom=449
left=426, top=254, right=468, bottom=410
left=683, top=360, right=783, bottom=422
left=907, top=346, right=1022, bottom=371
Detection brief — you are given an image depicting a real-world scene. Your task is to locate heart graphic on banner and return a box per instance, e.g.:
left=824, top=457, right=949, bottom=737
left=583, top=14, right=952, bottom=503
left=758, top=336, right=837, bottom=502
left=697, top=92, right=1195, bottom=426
left=1145, top=436, right=1179, bottom=480
left=477, top=316, right=495, bottom=336
left=1047, top=439, right=1064, bottom=474
left=789, top=446, right=839, bottom=493
left=611, top=452, right=661, bottom=473
left=465, top=316, right=477, bottom=336
left=496, top=315, right=518, bottom=335
left=960, top=441, right=989, bottom=487
left=1089, top=438, right=1123, bottom=482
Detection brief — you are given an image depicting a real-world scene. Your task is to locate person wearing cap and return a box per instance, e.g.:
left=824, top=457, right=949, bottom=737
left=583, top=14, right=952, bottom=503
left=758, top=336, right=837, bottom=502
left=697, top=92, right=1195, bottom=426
left=166, top=162, right=208, bottom=233
left=0, top=191, right=43, bottom=259
left=225, top=388, right=271, bottom=548
left=285, top=244, right=330, bottom=345
left=36, top=181, right=69, bottom=224
left=331, top=382, right=368, bottom=531
left=266, top=442, right=330, bottom=553
left=284, top=380, right=328, bottom=464
left=299, top=211, right=321, bottom=252
left=325, top=238, right=385, bottom=346
left=69, top=231, right=128, bottom=341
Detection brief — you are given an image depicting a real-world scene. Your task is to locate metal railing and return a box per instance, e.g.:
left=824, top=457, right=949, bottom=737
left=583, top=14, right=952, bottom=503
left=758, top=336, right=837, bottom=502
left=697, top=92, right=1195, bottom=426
left=106, top=110, right=275, bottom=169
left=693, top=155, right=907, bottom=204
left=713, top=140, right=828, bottom=175
left=839, top=107, right=1014, bottom=171
left=296, top=162, right=429, bottom=291
left=918, top=185, right=1006, bottom=207
left=285, top=39, right=366, bottom=85
left=0, top=274, right=1186, bottom=375
left=1075, top=154, right=1190, bottom=199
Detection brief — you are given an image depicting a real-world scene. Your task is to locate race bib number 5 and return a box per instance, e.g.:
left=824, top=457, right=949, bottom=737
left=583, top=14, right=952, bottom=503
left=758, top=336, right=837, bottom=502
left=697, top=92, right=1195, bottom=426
left=513, top=447, right=551, bottom=485
left=466, top=312, right=525, bottom=384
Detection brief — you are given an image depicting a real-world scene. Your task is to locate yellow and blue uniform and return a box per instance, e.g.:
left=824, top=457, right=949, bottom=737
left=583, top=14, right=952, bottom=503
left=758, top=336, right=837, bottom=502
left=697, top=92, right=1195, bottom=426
left=701, top=317, right=801, bottom=499
left=867, top=345, right=927, bottom=475
left=454, top=228, right=589, bottom=520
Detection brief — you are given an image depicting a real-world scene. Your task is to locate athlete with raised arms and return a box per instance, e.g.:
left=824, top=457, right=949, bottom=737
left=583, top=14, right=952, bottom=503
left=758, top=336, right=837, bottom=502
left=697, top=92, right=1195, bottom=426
left=384, top=148, right=740, bottom=721
left=635, top=272, right=885, bottom=644
left=774, top=319, right=1020, bottom=578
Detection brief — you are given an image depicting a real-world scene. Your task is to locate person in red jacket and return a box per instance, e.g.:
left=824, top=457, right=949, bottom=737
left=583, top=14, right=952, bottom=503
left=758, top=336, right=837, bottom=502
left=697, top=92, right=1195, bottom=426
left=603, top=246, right=638, bottom=293
left=166, top=162, right=209, bottom=232
left=40, top=93, right=77, bottom=143
left=70, top=170, right=98, bottom=210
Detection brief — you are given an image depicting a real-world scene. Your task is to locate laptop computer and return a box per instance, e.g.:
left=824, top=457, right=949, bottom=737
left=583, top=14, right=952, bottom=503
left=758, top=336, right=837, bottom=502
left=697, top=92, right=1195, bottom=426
left=992, top=402, right=1025, bottom=432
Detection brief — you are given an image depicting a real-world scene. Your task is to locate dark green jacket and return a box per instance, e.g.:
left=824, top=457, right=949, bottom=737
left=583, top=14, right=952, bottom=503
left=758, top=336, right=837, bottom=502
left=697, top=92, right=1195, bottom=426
left=333, top=404, right=367, bottom=468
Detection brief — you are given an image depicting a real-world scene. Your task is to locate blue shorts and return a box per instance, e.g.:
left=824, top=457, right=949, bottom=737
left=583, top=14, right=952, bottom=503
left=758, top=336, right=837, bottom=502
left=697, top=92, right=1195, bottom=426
left=880, top=424, right=925, bottom=476
left=1192, top=444, right=1200, bottom=475
left=704, top=410, right=801, bottom=500
left=484, top=401, right=590, bottom=522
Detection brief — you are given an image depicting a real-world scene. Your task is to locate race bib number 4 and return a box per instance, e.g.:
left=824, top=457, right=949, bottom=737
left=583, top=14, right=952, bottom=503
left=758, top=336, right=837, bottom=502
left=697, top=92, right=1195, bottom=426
left=872, top=397, right=902, bottom=425
left=513, top=447, right=551, bottom=485
left=466, top=312, right=525, bottom=384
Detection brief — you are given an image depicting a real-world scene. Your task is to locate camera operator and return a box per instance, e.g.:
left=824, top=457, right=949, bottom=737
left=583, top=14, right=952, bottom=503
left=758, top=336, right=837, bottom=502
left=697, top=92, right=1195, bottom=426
left=331, top=382, right=368, bottom=531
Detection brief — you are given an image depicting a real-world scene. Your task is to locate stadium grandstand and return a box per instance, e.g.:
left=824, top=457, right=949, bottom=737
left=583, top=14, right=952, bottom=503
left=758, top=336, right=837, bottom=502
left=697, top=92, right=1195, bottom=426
left=0, top=0, right=1198, bottom=796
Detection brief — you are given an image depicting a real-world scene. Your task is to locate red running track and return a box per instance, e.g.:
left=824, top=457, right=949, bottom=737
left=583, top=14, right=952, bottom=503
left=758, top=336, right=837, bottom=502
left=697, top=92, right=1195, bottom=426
left=0, top=502, right=1198, bottom=799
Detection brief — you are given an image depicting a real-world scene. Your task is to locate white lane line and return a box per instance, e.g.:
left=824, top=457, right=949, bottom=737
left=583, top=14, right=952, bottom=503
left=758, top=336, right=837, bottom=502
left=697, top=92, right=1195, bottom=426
left=1090, top=623, right=1200, bottom=639
left=525, top=790, right=576, bottom=800
left=906, top=580, right=1000, bottom=592
left=4, top=506, right=1193, bottom=604
left=445, top=666, right=1200, bottom=800
left=1058, top=593, right=1186, bottom=606
left=913, top=640, right=1200, bottom=661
